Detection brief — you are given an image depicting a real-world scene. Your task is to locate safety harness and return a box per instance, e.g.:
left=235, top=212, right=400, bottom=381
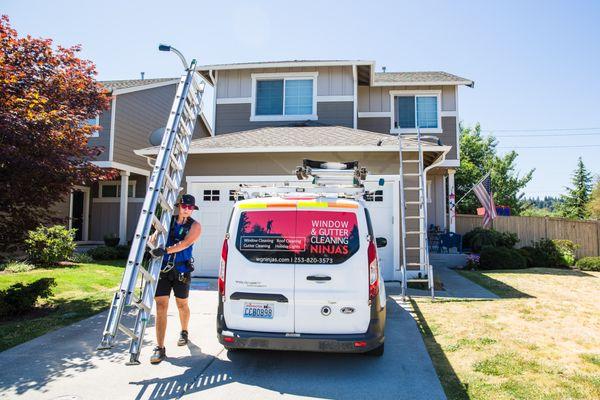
left=161, top=216, right=196, bottom=276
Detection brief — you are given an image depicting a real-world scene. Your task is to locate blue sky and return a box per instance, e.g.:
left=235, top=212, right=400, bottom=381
left=4, top=0, right=600, bottom=198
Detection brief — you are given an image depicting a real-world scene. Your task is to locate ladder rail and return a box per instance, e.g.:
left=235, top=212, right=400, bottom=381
left=398, top=134, right=408, bottom=300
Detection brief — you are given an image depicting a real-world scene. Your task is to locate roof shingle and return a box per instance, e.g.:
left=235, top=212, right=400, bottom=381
left=374, top=71, right=473, bottom=86
left=100, top=78, right=178, bottom=91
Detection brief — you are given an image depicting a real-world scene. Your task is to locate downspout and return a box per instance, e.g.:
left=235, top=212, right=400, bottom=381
left=210, top=70, right=218, bottom=136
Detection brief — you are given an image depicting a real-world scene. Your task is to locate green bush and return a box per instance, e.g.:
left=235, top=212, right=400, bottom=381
left=24, top=225, right=76, bottom=266
left=575, top=257, right=600, bottom=271
left=0, top=278, right=56, bottom=317
left=87, top=245, right=130, bottom=260
left=70, top=252, right=94, bottom=264
left=463, top=228, right=519, bottom=253
left=479, top=246, right=527, bottom=270
left=518, top=246, right=547, bottom=269
left=103, top=233, right=120, bottom=247
left=533, top=238, right=578, bottom=268
left=0, top=260, right=36, bottom=273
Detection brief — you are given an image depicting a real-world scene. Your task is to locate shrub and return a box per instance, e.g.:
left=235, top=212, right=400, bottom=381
left=87, top=245, right=130, bottom=260
left=465, top=254, right=480, bottom=270
left=0, top=260, right=36, bottom=273
left=103, top=233, right=120, bottom=247
left=0, top=278, right=56, bottom=317
left=24, top=225, right=76, bottom=266
left=575, top=257, right=600, bottom=271
left=70, top=252, right=94, bottom=264
left=479, top=246, right=527, bottom=270
left=533, top=238, right=578, bottom=268
left=518, top=246, right=547, bottom=269
left=462, top=228, right=519, bottom=253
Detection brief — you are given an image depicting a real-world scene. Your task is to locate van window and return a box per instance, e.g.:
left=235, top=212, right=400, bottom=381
left=236, top=210, right=360, bottom=264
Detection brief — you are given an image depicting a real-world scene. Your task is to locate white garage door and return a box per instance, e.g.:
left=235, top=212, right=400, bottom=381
left=187, top=178, right=397, bottom=279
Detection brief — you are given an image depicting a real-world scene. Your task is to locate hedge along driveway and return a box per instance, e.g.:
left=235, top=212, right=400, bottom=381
left=0, top=260, right=125, bottom=351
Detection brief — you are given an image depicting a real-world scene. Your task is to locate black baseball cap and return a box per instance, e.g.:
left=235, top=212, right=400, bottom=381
left=177, top=194, right=198, bottom=210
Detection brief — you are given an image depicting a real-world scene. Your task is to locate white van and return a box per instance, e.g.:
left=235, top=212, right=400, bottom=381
left=216, top=194, right=387, bottom=356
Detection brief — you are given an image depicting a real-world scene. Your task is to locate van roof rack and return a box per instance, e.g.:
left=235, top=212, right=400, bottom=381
left=237, top=159, right=371, bottom=200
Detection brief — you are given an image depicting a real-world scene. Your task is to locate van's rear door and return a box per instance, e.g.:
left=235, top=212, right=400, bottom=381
left=293, top=201, right=370, bottom=334
left=224, top=203, right=297, bottom=333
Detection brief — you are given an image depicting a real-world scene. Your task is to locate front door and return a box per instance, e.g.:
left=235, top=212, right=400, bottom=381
left=71, top=191, right=85, bottom=241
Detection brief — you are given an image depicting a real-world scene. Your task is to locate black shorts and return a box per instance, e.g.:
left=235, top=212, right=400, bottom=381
left=155, top=269, right=192, bottom=299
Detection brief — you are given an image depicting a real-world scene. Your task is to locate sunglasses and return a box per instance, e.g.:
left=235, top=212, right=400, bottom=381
left=179, top=204, right=195, bottom=210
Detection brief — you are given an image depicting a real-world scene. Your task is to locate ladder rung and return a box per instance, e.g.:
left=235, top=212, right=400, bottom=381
left=164, top=173, right=177, bottom=191
left=405, top=216, right=425, bottom=219
left=407, top=262, right=425, bottom=266
left=405, top=231, right=426, bottom=234
left=402, top=160, right=420, bottom=164
left=132, top=297, right=152, bottom=314
left=151, top=215, right=168, bottom=235
left=170, top=153, right=183, bottom=171
left=408, top=279, right=429, bottom=283
left=403, top=173, right=422, bottom=177
left=118, top=324, right=138, bottom=340
left=158, top=193, right=173, bottom=214
left=405, top=201, right=422, bottom=205
left=404, top=187, right=422, bottom=191
left=406, top=247, right=424, bottom=250
left=137, top=266, right=156, bottom=284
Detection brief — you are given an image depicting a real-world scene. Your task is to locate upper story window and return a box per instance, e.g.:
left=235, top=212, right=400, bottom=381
left=85, top=115, right=100, bottom=138
left=390, top=90, right=442, bottom=134
left=251, top=72, right=318, bottom=122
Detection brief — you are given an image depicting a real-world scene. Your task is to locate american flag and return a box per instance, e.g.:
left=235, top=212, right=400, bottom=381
left=473, top=175, right=497, bottom=228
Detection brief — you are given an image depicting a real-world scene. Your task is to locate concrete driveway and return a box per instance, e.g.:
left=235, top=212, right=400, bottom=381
left=0, top=280, right=445, bottom=400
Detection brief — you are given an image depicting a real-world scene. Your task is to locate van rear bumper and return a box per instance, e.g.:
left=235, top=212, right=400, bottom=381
left=217, top=321, right=384, bottom=353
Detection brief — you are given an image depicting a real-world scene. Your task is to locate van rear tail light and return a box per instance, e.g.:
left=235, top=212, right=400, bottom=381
left=354, top=341, right=367, bottom=348
left=223, top=336, right=235, bottom=343
left=367, top=240, right=379, bottom=300
left=218, top=237, right=228, bottom=296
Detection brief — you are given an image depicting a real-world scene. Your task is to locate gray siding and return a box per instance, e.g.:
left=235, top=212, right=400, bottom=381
left=441, top=117, right=458, bottom=159
left=217, top=66, right=354, bottom=99
left=358, top=117, right=390, bottom=133
left=215, top=102, right=353, bottom=134
left=358, top=85, right=456, bottom=112
left=87, top=107, right=112, bottom=161
left=112, top=84, right=177, bottom=170
left=90, top=202, right=143, bottom=242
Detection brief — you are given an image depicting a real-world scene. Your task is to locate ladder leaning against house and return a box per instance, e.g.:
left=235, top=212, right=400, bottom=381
left=398, top=126, right=435, bottom=300
left=97, top=59, right=205, bottom=364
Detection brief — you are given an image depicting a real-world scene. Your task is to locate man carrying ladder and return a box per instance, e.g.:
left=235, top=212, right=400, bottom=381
left=148, top=194, right=202, bottom=364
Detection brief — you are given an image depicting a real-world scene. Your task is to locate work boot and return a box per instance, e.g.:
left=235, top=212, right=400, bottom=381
left=177, top=330, right=189, bottom=346
left=150, top=346, right=166, bottom=364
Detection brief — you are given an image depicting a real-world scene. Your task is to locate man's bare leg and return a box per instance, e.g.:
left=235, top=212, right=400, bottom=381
left=175, top=297, right=190, bottom=332
left=155, top=296, right=170, bottom=348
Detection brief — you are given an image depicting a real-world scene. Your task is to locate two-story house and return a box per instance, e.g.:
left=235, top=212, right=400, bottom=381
left=132, top=60, right=473, bottom=281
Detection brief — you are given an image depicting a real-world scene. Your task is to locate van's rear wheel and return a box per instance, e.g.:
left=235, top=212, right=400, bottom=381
left=366, top=343, right=384, bottom=357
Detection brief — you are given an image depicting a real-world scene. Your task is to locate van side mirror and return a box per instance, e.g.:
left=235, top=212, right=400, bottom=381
left=376, top=237, right=387, bottom=248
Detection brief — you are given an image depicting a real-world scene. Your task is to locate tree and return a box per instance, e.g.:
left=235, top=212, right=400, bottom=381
left=558, top=157, right=592, bottom=219
left=588, top=177, right=600, bottom=219
left=455, top=123, right=533, bottom=215
left=0, top=15, right=111, bottom=250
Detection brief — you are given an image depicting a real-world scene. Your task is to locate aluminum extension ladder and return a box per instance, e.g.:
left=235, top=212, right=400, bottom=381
left=97, top=59, right=204, bottom=364
left=398, top=127, right=435, bottom=300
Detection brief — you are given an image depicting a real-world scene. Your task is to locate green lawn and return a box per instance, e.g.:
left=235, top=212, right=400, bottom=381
left=412, top=268, right=600, bottom=400
left=0, top=260, right=125, bottom=351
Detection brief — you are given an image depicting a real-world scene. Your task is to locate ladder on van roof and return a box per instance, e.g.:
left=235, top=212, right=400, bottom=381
left=97, top=59, right=205, bottom=364
left=398, top=127, right=435, bottom=300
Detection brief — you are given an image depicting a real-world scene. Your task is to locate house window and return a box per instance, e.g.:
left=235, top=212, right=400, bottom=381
left=251, top=72, right=318, bottom=121
left=203, top=190, right=220, bottom=201
left=85, top=115, right=100, bottom=137
left=99, top=181, right=135, bottom=198
left=390, top=90, right=441, bottom=133
left=229, top=190, right=244, bottom=202
left=364, top=190, right=384, bottom=202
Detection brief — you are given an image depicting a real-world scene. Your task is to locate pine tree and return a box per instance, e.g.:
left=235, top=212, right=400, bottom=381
left=559, top=157, right=592, bottom=219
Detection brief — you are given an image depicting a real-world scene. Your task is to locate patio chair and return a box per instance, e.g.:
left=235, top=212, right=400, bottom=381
left=439, top=232, right=462, bottom=253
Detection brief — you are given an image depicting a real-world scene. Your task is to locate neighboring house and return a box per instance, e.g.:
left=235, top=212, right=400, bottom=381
left=133, top=60, right=473, bottom=281
left=56, top=77, right=211, bottom=245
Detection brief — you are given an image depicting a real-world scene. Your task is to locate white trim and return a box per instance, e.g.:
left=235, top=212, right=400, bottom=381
left=92, top=197, right=145, bottom=203
left=118, top=172, right=129, bottom=245
left=137, top=144, right=451, bottom=156
left=198, top=60, right=374, bottom=71
left=358, top=112, right=392, bottom=118
left=373, top=80, right=474, bottom=87
left=316, top=95, right=354, bottom=102
left=250, top=72, right=318, bottom=122
left=216, top=97, right=252, bottom=104
left=436, top=159, right=460, bottom=167
left=441, top=111, right=458, bottom=117
left=389, top=89, right=442, bottom=134
left=111, top=79, right=180, bottom=96
left=212, top=70, right=218, bottom=135
left=352, top=65, right=358, bottom=129
left=92, top=161, right=150, bottom=176
left=98, top=180, right=136, bottom=198
left=455, top=85, right=460, bottom=162
left=108, top=96, right=116, bottom=161
left=199, top=111, right=213, bottom=136
left=69, top=186, right=90, bottom=242
left=427, top=180, right=433, bottom=203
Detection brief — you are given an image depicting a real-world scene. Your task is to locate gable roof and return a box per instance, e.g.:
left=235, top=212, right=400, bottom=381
left=100, top=78, right=179, bottom=92
left=135, top=125, right=449, bottom=157
left=374, top=71, right=474, bottom=87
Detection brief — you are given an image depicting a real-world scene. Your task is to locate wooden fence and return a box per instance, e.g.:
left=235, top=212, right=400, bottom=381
left=455, top=214, right=600, bottom=258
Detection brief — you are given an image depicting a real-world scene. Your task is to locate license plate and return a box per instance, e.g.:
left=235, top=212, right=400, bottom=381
left=243, top=302, right=274, bottom=319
